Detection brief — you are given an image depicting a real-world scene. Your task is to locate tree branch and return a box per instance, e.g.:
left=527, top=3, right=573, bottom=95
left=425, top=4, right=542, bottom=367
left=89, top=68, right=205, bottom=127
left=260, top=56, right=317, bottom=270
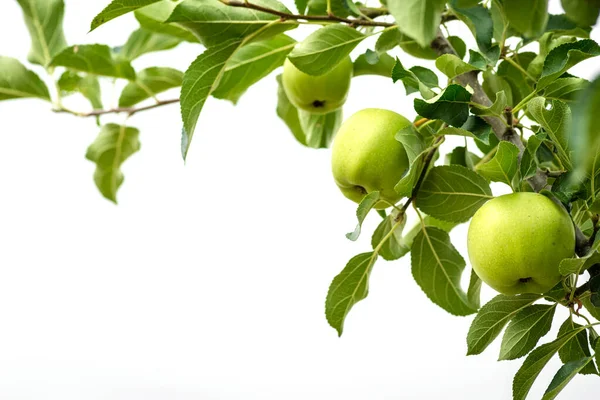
left=54, top=98, right=180, bottom=118
left=220, top=0, right=395, bottom=27
left=430, top=33, right=547, bottom=192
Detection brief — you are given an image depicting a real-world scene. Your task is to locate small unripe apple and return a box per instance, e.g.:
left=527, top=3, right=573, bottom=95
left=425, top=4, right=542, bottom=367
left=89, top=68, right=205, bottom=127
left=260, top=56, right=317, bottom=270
left=282, top=57, right=352, bottom=114
left=331, top=108, right=411, bottom=209
left=467, top=193, right=575, bottom=295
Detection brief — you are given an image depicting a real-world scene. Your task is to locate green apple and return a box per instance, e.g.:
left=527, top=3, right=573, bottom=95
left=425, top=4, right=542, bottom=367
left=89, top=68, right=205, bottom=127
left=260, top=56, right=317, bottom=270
left=467, top=192, right=575, bottom=295
left=331, top=108, right=411, bottom=209
left=282, top=57, right=352, bottom=114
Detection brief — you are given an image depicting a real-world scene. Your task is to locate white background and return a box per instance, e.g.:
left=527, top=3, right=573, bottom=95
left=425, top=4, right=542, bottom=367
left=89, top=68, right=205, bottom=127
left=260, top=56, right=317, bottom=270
left=0, top=0, right=599, bottom=399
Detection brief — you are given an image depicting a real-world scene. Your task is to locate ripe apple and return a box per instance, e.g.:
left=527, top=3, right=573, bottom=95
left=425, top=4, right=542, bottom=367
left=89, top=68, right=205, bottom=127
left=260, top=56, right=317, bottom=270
left=282, top=57, right=352, bottom=114
left=467, top=193, right=575, bottom=295
left=331, top=108, right=411, bottom=209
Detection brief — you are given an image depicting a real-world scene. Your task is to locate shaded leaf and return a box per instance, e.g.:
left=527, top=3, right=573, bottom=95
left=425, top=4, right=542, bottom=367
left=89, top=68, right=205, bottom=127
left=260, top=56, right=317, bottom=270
left=512, top=325, right=587, bottom=400
left=467, top=269, right=482, bottom=310
left=135, top=1, right=199, bottom=43
left=467, top=294, right=542, bottom=355
left=353, top=51, right=395, bottom=77
left=58, top=71, right=102, bottom=109
left=415, top=165, right=493, bottom=223
left=392, top=58, right=436, bottom=99
left=559, top=250, right=600, bottom=276
left=275, top=74, right=306, bottom=146
left=557, top=318, right=598, bottom=375
left=561, top=0, right=600, bottom=27
left=499, top=304, right=557, bottom=360
left=181, top=39, right=242, bottom=159
left=542, top=357, right=595, bottom=400
left=543, top=77, right=589, bottom=103
left=414, top=84, right=472, bottom=127
left=503, top=0, right=548, bottom=38
left=347, top=191, right=380, bottom=241
left=372, top=212, right=408, bottom=261
left=298, top=109, right=342, bottom=149
left=395, top=124, right=426, bottom=164
left=450, top=2, right=499, bottom=61
left=325, top=252, right=376, bottom=336
left=537, top=39, right=600, bottom=89
left=411, top=227, right=477, bottom=315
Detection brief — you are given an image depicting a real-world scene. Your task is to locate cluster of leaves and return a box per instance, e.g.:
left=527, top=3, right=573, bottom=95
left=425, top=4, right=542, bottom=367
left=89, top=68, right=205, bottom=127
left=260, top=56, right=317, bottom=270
left=3, top=0, right=600, bottom=398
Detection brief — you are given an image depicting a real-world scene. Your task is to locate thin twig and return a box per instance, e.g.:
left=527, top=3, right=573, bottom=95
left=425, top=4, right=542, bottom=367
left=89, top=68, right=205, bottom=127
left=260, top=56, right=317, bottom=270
left=54, top=98, right=180, bottom=118
left=220, top=0, right=395, bottom=27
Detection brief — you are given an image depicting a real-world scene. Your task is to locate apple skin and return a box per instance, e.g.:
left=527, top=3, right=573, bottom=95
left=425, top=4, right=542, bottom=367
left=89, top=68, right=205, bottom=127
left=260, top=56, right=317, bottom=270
left=282, top=57, right=352, bottom=114
left=467, top=193, right=575, bottom=295
left=331, top=108, right=411, bottom=209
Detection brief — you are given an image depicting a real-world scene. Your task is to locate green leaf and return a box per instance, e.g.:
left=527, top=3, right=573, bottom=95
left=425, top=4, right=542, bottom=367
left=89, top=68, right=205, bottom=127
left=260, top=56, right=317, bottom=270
left=372, top=213, right=409, bottom=261
left=375, top=28, right=439, bottom=60
left=542, top=357, right=595, bottom=400
left=450, top=2, right=499, bottom=62
left=438, top=125, right=490, bottom=145
left=306, top=0, right=350, bottom=17
left=298, top=109, right=342, bottom=149
left=415, top=165, right=493, bottom=223
left=166, top=0, right=297, bottom=48
left=467, top=294, right=542, bottom=355
left=467, top=269, right=482, bottom=310
left=392, top=58, right=436, bottom=99
left=50, top=45, right=136, bottom=80
left=0, top=56, right=50, bottom=102
left=325, top=252, right=376, bottom=336
left=347, top=192, right=380, bottom=241
left=395, top=125, right=426, bottom=164
left=394, top=148, right=428, bottom=197
left=471, top=90, right=508, bottom=118
left=561, top=0, right=600, bottom=27
left=538, top=39, right=600, bottom=89
left=411, top=227, right=477, bottom=316
left=571, top=74, right=600, bottom=179
left=521, top=132, right=546, bottom=179
left=482, top=71, right=514, bottom=107
left=295, top=0, right=309, bottom=14
left=387, top=0, right=446, bottom=48
left=353, top=51, right=395, bottom=78
left=528, top=97, right=573, bottom=170
left=476, top=141, right=520, bottom=186
left=543, top=77, right=589, bottom=103
left=119, top=67, right=183, bottom=108
left=546, top=13, right=591, bottom=37
left=213, top=35, right=296, bottom=104
left=275, top=74, right=305, bottom=146
left=503, top=0, right=548, bottom=38
left=85, top=124, right=141, bottom=203
left=91, top=0, right=161, bottom=31
left=288, top=25, right=365, bottom=76
left=181, top=39, right=242, bottom=159
left=435, top=54, right=482, bottom=79
left=559, top=250, right=600, bottom=276
left=16, top=0, right=68, bottom=67
left=117, top=28, right=181, bottom=61
left=446, top=146, right=481, bottom=169
left=512, top=325, right=587, bottom=400
left=499, top=304, right=557, bottom=360
left=135, top=1, right=199, bottom=43
left=58, top=71, right=102, bottom=109
left=557, top=318, right=598, bottom=375
left=414, top=84, right=472, bottom=127
left=497, top=52, right=536, bottom=105
left=583, top=297, right=600, bottom=320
